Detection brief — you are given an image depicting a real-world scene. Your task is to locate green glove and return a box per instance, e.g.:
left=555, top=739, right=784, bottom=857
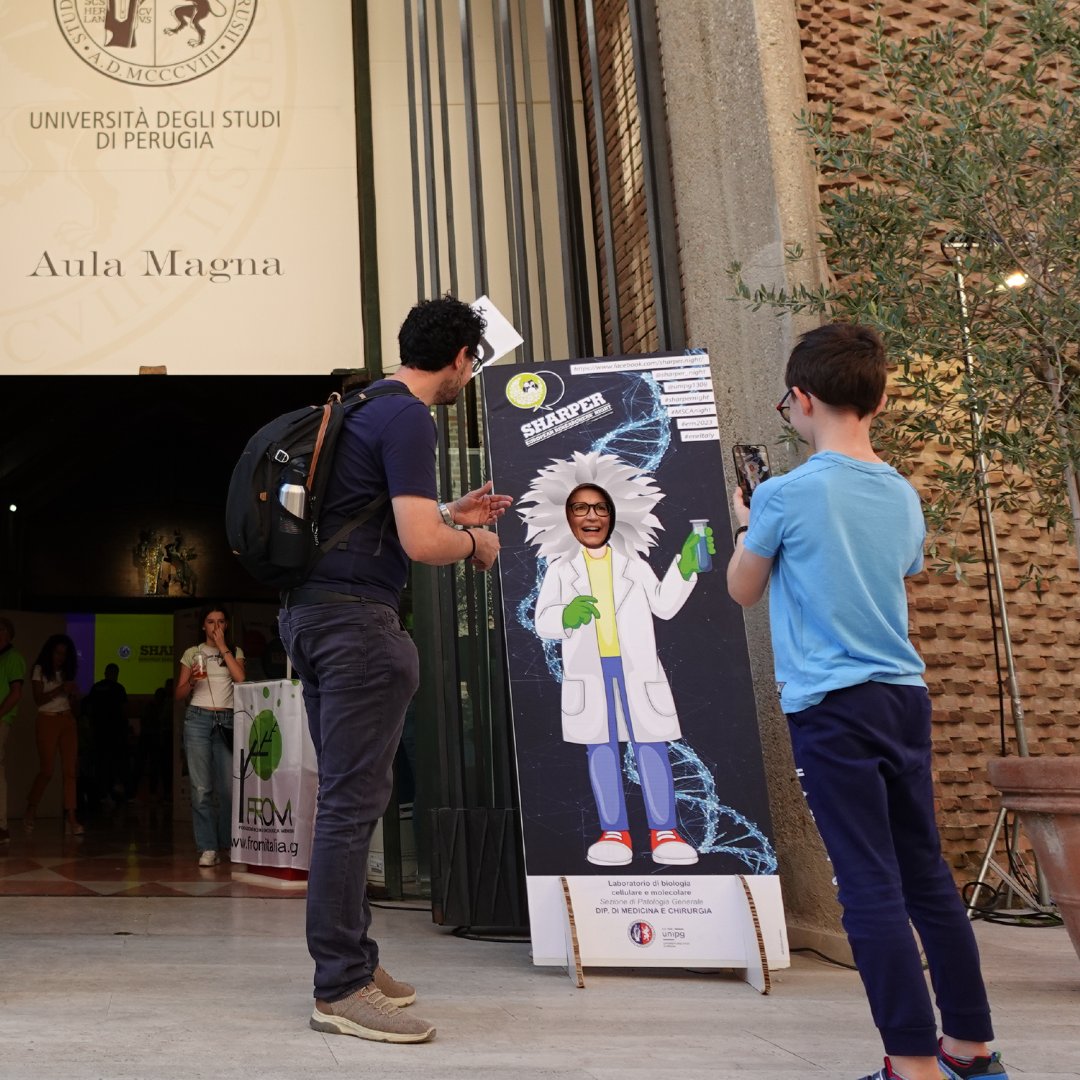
left=678, top=526, right=715, bottom=580
left=563, top=595, right=600, bottom=630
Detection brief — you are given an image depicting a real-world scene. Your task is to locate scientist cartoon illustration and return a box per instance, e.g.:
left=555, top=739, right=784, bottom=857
left=520, top=452, right=715, bottom=867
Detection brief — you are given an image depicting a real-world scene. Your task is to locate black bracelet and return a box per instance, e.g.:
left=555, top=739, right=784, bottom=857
left=734, top=525, right=749, bottom=539
left=463, top=528, right=477, bottom=560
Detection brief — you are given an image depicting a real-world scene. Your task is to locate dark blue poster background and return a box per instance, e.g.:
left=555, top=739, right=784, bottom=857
left=482, top=355, right=777, bottom=879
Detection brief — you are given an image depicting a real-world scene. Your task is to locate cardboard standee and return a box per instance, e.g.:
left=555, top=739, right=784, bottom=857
left=481, top=353, right=788, bottom=987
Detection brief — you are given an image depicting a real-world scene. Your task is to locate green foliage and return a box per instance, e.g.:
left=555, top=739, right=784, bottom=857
left=729, top=0, right=1080, bottom=567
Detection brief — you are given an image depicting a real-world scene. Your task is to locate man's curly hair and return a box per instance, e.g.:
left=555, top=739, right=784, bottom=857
left=398, top=294, right=486, bottom=372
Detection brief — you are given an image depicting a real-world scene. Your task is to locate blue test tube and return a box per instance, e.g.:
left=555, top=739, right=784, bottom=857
left=689, top=518, right=712, bottom=573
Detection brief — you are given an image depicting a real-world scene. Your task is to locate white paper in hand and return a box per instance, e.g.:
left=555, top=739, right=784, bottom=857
left=470, top=295, right=525, bottom=371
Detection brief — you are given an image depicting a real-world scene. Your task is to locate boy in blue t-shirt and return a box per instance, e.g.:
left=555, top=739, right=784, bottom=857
left=726, top=324, right=1007, bottom=1080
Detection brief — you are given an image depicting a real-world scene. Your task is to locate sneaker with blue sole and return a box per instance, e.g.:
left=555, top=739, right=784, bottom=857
left=938, top=1045, right=1008, bottom=1080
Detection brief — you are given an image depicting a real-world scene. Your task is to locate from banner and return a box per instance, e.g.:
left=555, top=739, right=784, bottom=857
left=482, top=353, right=787, bottom=970
left=1, top=2, right=362, bottom=373
left=231, top=678, right=316, bottom=870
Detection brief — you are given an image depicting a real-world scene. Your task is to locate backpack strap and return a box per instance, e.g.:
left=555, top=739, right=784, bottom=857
left=305, top=393, right=342, bottom=491
left=316, top=491, right=390, bottom=553
left=341, top=379, right=416, bottom=412
left=308, top=380, right=419, bottom=563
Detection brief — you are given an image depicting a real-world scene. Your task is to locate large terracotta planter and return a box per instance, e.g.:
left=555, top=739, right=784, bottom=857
left=987, top=755, right=1080, bottom=962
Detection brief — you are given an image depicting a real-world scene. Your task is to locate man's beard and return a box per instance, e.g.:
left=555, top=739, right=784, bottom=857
left=432, top=369, right=466, bottom=405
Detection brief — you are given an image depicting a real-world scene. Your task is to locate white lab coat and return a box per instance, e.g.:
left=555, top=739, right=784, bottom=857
left=534, top=547, right=696, bottom=744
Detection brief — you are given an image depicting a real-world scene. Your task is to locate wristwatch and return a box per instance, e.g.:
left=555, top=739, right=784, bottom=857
left=438, top=502, right=456, bottom=527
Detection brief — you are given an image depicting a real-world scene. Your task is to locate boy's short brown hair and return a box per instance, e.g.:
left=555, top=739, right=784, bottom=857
left=785, top=323, right=886, bottom=419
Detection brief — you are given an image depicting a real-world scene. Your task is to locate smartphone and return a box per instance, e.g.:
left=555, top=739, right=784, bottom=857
left=732, top=444, right=771, bottom=504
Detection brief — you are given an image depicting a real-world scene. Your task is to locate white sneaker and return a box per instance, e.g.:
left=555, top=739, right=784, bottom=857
left=198, top=850, right=219, bottom=867
left=650, top=829, right=698, bottom=865
left=586, top=830, right=634, bottom=866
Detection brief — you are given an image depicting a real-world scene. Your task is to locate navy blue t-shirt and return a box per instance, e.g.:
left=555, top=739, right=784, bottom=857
left=306, top=380, right=437, bottom=609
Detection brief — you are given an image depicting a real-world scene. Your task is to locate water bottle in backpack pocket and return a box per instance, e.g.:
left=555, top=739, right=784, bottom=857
left=268, top=458, right=310, bottom=569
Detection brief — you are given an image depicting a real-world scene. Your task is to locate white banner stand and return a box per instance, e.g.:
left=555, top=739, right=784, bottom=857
left=230, top=678, right=317, bottom=887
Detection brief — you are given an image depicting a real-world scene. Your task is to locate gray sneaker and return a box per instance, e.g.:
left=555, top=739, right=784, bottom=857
left=373, top=965, right=416, bottom=1007
left=310, top=985, right=436, bottom=1044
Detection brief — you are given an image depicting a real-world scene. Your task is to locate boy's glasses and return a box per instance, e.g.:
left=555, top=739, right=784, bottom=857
left=776, top=388, right=794, bottom=423
left=568, top=501, right=611, bottom=518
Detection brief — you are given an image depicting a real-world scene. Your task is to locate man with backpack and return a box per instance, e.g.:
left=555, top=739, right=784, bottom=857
left=277, top=295, right=511, bottom=1045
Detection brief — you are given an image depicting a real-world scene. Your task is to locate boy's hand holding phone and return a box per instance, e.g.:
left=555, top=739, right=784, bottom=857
left=731, top=444, right=770, bottom=532
left=732, top=486, right=751, bottom=528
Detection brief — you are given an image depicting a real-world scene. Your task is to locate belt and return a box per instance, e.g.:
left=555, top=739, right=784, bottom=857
left=280, top=587, right=375, bottom=608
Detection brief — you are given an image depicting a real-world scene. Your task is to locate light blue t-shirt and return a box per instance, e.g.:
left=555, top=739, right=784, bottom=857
left=743, top=451, right=927, bottom=713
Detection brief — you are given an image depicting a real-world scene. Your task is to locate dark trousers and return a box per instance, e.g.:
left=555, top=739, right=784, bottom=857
left=787, top=681, right=994, bottom=1057
left=278, top=600, right=419, bottom=1003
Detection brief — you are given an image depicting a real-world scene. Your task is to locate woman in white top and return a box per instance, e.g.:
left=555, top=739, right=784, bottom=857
left=175, top=605, right=245, bottom=866
left=25, top=634, right=82, bottom=835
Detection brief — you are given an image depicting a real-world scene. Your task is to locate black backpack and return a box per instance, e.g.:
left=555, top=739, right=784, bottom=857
left=225, top=382, right=415, bottom=589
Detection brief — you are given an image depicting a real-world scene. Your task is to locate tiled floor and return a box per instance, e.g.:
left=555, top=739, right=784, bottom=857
left=1, top=895, right=1077, bottom=1079
left=1, top=812, right=1078, bottom=1078
left=0, top=804, right=306, bottom=898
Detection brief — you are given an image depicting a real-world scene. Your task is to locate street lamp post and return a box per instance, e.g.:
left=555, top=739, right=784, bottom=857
left=942, top=239, right=1052, bottom=913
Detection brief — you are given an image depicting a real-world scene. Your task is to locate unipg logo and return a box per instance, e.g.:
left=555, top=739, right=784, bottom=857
left=628, top=921, right=655, bottom=947
left=55, top=0, right=257, bottom=87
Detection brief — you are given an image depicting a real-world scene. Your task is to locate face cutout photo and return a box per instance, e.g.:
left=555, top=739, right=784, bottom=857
left=565, top=485, right=614, bottom=549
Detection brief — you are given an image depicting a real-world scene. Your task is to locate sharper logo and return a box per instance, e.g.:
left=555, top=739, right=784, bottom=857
left=55, top=0, right=257, bottom=86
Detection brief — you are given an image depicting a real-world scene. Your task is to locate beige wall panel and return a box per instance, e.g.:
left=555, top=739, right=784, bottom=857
left=368, top=1, right=581, bottom=366
left=0, top=2, right=362, bottom=374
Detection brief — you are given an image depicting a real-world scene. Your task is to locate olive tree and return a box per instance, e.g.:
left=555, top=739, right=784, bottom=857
left=730, top=0, right=1080, bottom=578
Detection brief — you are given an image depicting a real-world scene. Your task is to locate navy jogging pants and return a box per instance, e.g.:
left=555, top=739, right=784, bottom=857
left=787, top=681, right=994, bottom=1057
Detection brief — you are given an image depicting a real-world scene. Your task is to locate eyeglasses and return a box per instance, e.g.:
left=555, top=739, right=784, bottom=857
left=468, top=345, right=489, bottom=375
left=776, top=388, right=794, bottom=423
left=568, top=501, right=611, bottom=518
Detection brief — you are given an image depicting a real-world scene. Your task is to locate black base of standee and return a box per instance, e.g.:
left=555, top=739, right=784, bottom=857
left=429, top=808, right=529, bottom=931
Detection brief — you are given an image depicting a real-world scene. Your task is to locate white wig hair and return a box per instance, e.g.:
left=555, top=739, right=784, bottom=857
left=518, top=451, right=664, bottom=562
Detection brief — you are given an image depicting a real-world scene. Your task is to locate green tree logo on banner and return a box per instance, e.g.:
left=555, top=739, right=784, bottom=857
left=247, top=708, right=282, bottom=781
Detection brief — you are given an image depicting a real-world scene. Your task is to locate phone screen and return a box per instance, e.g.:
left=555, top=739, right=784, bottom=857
left=732, top=444, right=771, bottom=502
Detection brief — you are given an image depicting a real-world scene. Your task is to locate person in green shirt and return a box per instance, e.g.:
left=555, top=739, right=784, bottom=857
left=0, top=616, right=27, bottom=843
